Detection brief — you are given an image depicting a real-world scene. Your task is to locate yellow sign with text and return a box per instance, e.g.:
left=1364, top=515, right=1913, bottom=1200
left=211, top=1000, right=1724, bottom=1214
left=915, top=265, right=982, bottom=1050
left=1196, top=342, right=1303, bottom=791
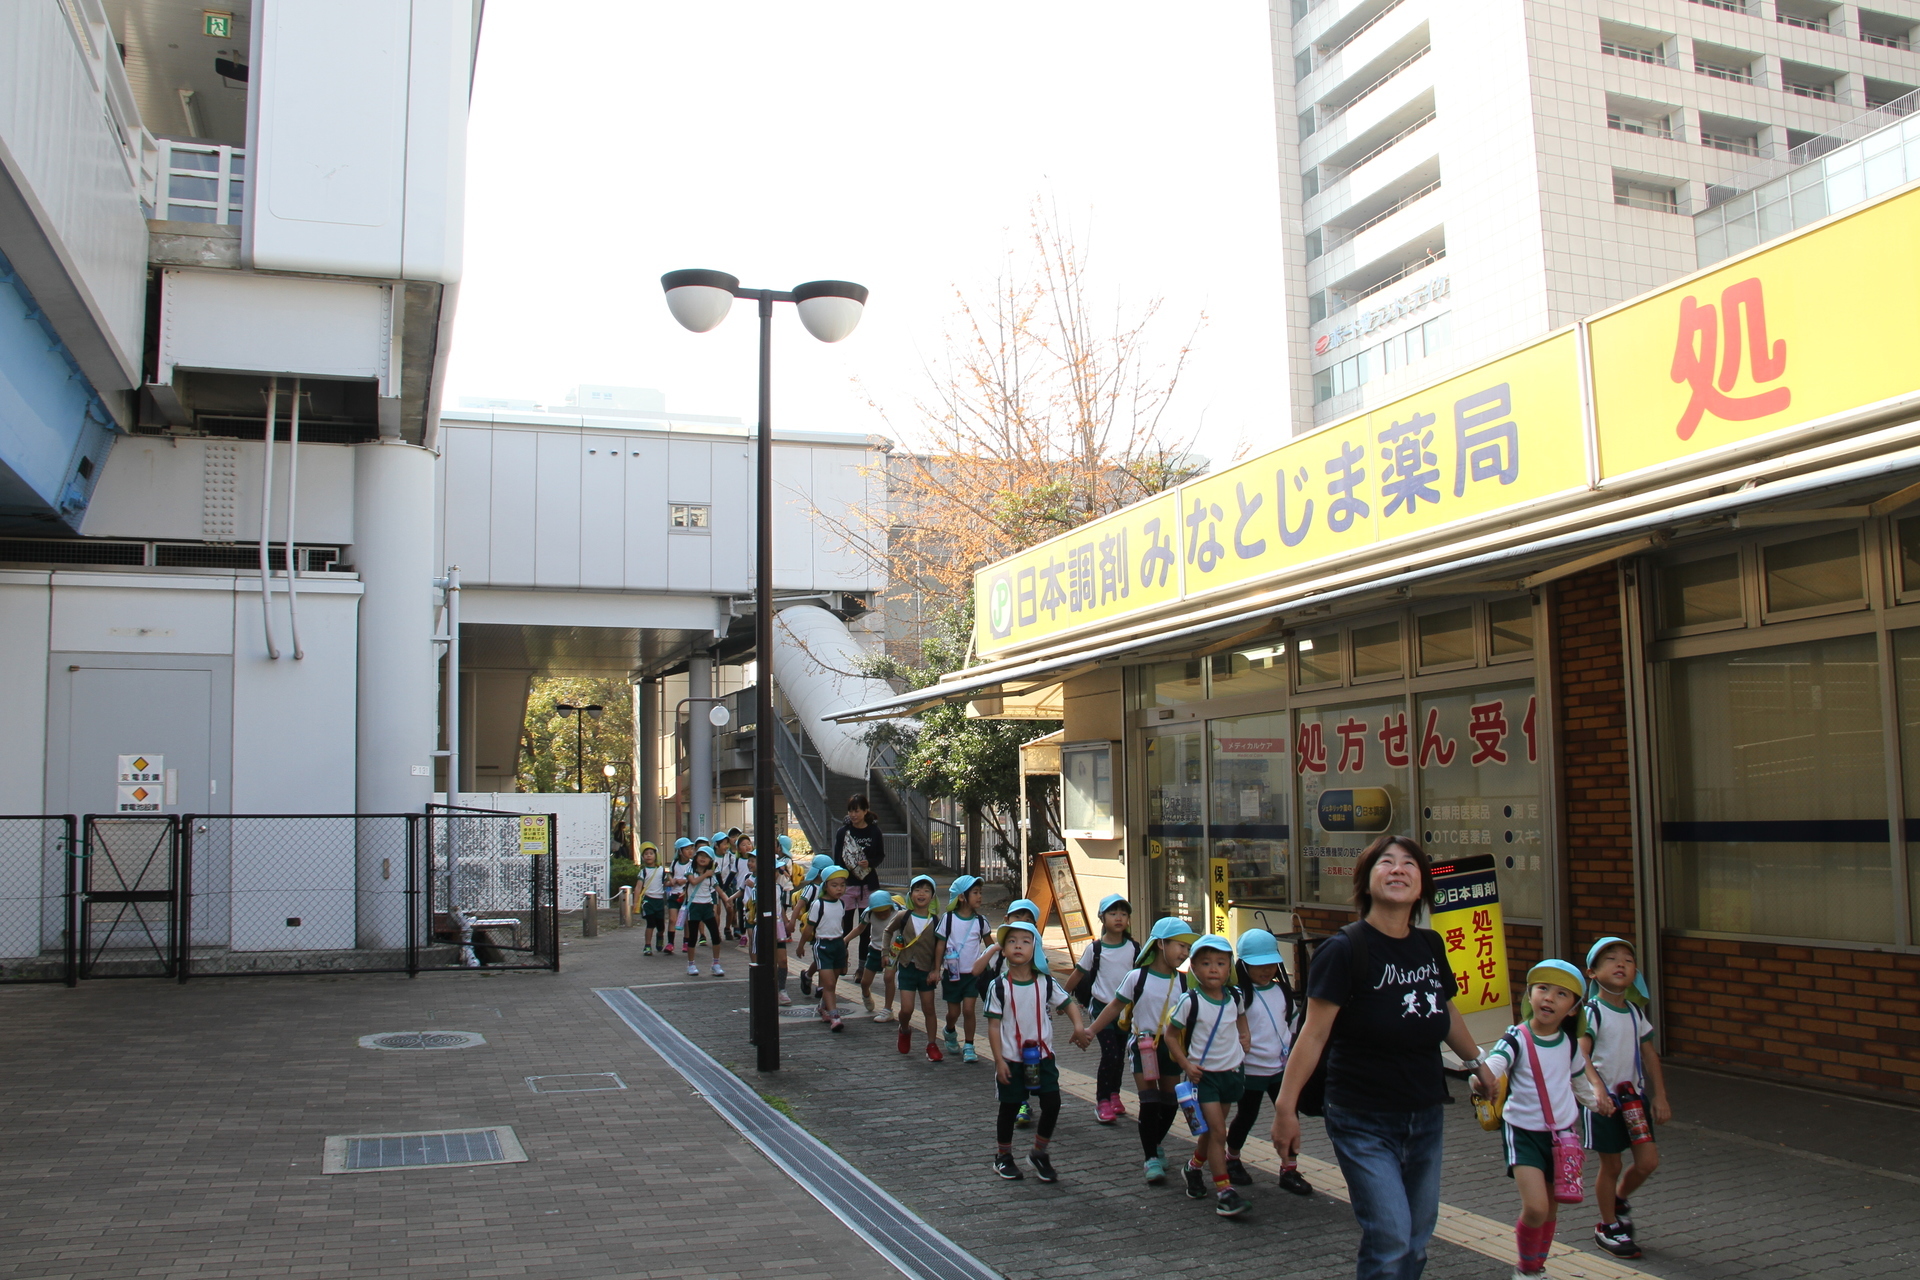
left=1207, top=858, right=1231, bottom=938
left=1589, top=186, right=1920, bottom=480
left=974, top=489, right=1183, bottom=657
left=1429, top=853, right=1510, bottom=1017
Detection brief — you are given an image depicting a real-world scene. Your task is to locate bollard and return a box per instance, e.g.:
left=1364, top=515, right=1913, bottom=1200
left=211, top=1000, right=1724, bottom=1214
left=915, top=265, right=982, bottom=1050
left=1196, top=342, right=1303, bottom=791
left=617, top=885, right=633, bottom=929
left=583, top=892, right=599, bottom=938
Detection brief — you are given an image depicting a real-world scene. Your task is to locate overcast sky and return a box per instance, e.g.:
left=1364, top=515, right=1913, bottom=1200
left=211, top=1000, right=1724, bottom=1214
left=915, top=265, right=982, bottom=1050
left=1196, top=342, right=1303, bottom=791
left=447, top=1, right=1289, bottom=466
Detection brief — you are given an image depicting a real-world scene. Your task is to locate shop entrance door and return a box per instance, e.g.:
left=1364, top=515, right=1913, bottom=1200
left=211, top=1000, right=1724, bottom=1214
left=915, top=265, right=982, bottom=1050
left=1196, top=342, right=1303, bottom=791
left=1143, top=730, right=1207, bottom=928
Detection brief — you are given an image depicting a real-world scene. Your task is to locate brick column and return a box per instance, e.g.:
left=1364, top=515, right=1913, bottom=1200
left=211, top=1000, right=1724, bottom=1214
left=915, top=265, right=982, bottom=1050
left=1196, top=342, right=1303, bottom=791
left=1552, top=568, right=1637, bottom=952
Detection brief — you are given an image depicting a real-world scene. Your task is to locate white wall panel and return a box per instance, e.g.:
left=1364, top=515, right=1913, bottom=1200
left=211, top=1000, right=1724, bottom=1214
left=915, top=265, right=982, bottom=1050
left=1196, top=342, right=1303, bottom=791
left=248, top=0, right=408, bottom=277
left=461, top=589, right=722, bottom=631
left=439, top=426, right=491, bottom=579
left=770, top=444, right=813, bottom=589
left=82, top=435, right=355, bottom=544
left=487, top=430, right=536, bottom=585
left=578, top=439, right=625, bottom=589
left=158, top=271, right=393, bottom=392
left=229, top=583, right=360, bottom=814
left=49, top=575, right=236, bottom=655
left=400, top=0, right=471, bottom=284
left=709, top=443, right=752, bottom=595
left=534, top=432, right=581, bottom=588
left=0, top=576, right=51, bottom=814
left=623, top=438, right=670, bottom=590
left=667, top=532, right=712, bottom=592
left=668, top=440, right=712, bottom=503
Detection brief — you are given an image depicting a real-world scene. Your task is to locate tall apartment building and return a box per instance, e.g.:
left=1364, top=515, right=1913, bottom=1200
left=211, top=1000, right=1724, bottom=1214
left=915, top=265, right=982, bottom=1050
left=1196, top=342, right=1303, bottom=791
left=1270, top=0, right=1920, bottom=434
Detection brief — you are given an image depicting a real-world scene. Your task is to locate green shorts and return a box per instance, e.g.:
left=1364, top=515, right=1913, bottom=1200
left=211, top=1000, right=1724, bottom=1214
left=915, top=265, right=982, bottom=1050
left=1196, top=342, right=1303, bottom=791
left=898, top=963, right=934, bottom=992
left=942, top=973, right=978, bottom=1004
left=1239, top=1071, right=1284, bottom=1104
left=862, top=945, right=884, bottom=973
left=688, top=903, right=715, bottom=923
left=1197, top=1069, right=1246, bottom=1106
left=1582, top=1107, right=1649, bottom=1155
left=995, top=1055, right=1060, bottom=1105
left=1502, top=1123, right=1555, bottom=1177
left=641, top=899, right=665, bottom=924
left=814, top=938, right=848, bottom=971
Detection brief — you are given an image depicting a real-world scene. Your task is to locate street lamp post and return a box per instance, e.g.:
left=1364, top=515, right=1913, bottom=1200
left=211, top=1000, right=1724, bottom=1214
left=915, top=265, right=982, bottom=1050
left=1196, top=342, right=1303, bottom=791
left=555, top=702, right=603, bottom=793
left=661, top=269, right=867, bottom=1073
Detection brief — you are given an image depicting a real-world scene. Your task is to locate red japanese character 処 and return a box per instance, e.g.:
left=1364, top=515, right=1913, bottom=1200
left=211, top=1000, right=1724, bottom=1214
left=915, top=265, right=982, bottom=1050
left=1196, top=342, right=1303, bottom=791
left=1671, top=277, right=1791, bottom=440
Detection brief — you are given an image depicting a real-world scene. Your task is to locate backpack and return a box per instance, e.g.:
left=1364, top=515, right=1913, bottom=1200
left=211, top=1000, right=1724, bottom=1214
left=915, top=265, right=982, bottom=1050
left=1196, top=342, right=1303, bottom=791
left=1296, top=921, right=1452, bottom=1118
left=1073, top=937, right=1141, bottom=1006
left=1175, top=986, right=1251, bottom=1059
left=1114, top=965, right=1191, bottom=1035
left=939, top=910, right=991, bottom=973
left=894, top=911, right=942, bottom=970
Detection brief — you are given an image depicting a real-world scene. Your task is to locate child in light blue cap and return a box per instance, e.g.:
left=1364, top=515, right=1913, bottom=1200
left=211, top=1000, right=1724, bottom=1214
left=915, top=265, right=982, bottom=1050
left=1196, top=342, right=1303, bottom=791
left=1222, top=928, right=1311, bottom=1195
left=938, top=875, right=991, bottom=1062
left=1083, top=916, right=1199, bottom=1184
left=1065, top=893, right=1137, bottom=1124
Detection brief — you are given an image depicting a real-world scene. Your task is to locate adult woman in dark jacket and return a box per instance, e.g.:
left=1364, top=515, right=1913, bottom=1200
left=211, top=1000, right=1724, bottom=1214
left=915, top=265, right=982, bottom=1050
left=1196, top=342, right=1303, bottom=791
left=1271, top=835, right=1498, bottom=1280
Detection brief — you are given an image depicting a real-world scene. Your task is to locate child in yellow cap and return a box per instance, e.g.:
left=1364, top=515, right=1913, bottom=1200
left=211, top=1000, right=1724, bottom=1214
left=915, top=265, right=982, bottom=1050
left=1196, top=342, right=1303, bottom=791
left=1473, top=960, right=1611, bottom=1278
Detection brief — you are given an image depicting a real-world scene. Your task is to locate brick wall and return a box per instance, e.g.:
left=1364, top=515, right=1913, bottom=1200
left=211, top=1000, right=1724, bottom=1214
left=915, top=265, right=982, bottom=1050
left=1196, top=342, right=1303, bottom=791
left=1662, top=935, right=1920, bottom=1102
left=1553, top=568, right=1637, bottom=946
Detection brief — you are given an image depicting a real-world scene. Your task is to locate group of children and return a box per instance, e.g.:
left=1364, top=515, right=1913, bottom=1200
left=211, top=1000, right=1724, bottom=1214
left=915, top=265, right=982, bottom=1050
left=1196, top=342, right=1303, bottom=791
left=1469, top=936, right=1670, bottom=1275
left=632, top=830, right=760, bottom=976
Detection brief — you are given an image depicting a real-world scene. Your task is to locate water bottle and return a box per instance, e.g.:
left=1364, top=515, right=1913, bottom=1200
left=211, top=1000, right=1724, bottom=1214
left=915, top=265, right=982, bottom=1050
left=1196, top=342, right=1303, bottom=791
left=1615, top=1082, right=1653, bottom=1145
left=1021, top=1041, right=1042, bottom=1091
left=1174, top=1079, right=1208, bottom=1136
left=1136, top=1032, right=1160, bottom=1082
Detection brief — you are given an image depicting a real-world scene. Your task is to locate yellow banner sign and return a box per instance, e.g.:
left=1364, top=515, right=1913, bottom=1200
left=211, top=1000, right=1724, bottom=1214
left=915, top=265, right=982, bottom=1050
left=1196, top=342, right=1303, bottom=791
left=1428, top=852, right=1510, bottom=1016
left=519, top=815, right=549, bottom=856
left=1589, top=186, right=1920, bottom=480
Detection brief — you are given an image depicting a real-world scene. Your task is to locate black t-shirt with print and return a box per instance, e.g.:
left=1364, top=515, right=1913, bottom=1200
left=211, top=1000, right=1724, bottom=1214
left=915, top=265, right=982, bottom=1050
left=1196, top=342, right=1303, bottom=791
left=1307, top=921, right=1455, bottom=1112
left=831, top=819, right=885, bottom=890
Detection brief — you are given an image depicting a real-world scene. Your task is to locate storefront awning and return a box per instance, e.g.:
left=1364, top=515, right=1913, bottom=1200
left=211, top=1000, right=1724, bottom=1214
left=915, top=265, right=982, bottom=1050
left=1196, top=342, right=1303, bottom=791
left=830, top=430, right=1920, bottom=722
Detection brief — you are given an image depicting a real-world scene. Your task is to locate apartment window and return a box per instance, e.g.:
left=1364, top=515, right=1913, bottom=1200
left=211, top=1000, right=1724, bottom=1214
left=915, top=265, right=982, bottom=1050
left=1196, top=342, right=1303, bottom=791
left=1687, top=0, right=1749, bottom=13
left=1614, top=177, right=1680, bottom=212
left=1694, top=52, right=1756, bottom=85
left=1859, top=10, right=1915, bottom=51
left=1299, top=108, right=1317, bottom=141
left=1309, top=291, right=1328, bottom=324
left=1781, top=62, right=1842, bottom=103
left=1306, top=229, right=1324, bottom=261
left=1866, top=77, right=1920, bottom=110
left=669, top=503, right=710, bottom=529
left=1775, top=2, right=1834, bottom=34
left=1602, top=39, right=1663, bottom=65
left=1609, top=112, right=1673, bottom=140
left=1302, top=167, right=1321, bottom=199
left=1296, top=49, right=1314, bottom=83
left=1702, top=131, right=1761, bottom=156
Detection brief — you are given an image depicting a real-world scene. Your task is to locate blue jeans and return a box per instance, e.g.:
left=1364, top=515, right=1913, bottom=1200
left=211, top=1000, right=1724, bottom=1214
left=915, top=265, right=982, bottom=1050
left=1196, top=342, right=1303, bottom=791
left=1322, top=1101, right=1446, bottom=1280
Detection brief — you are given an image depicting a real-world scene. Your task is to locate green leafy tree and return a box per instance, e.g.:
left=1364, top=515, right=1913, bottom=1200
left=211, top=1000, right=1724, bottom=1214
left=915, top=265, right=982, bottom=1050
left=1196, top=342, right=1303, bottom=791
left=519, top=677, right=635, bottom=818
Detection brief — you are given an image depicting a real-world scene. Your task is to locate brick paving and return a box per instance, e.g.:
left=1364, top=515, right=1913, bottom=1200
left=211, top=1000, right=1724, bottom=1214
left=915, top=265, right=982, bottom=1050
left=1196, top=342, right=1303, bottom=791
left=3, top=915, right=1917, bottom=1280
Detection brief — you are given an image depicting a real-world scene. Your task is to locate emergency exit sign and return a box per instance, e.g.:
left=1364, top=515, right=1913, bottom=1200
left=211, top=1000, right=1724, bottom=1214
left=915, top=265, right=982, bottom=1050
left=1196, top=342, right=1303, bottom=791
left=203, top=12, right=232, bottom=38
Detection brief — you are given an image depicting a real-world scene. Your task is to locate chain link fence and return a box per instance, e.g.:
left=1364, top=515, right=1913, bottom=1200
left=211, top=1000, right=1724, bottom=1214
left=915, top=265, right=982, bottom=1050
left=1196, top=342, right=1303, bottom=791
left=0, top=816, right=77, bottom=984
left=425, top=806, right=558, bottom=971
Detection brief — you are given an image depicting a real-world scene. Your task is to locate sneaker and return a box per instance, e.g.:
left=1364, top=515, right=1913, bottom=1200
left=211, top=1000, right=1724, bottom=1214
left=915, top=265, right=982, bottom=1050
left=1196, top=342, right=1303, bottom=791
left=686, top=963, right=699, bottom=976
left=712, top=963, right=724, bottom=976
left=897, top=1028, right=912, bottom=1055
left=992, top=1153, right=1023, bottom=1180
left=926, top=1040, right=944, bottom=1063
left=1614, top=1197, right=1634, bottom=1234
left=777, top=990, right=791, bottom=1006
left=1142, top=1156, right=1167, bottom=1184
left=1594, top=1222, right=1642, bottom=1259
left=1095, top=1097, right=1118, bottom=1125
left=1183, top=1165, right=1207, bottom=1199
left=863, top=992, right=875, bottom=1012
left=1215, top=1188, right=1249, bottom=1218
left=1113, top=1097, right=1128, bottom=1118
left=1225, top=1157, right=1251, bottom=1186
left=1277, top=1168, right=1313, bottom=1196
left=962, top=1044, right=978, bottom=1064
left=829, top=1015, right=845, bottom=1032
left=1015, top=1101, right=1032, bottom=1129
left=1028, top=1151, right=1057, bottom=1183
left=944, top=1030, right=961, bottom=1054
left=873, top=1008, right=895, bottom=1023
left=643, top=946, right=653, bottom=956
left=800, top=970, right=812, bottom=996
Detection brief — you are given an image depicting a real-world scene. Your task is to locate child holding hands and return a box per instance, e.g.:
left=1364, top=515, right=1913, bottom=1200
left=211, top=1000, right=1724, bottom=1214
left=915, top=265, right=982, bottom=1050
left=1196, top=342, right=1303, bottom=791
left=1165, top=934, right=1254, bottom=1218
left=982, top=921, right=1091, bottom=1183
left=1581, top=936, right=1670, bottom=1259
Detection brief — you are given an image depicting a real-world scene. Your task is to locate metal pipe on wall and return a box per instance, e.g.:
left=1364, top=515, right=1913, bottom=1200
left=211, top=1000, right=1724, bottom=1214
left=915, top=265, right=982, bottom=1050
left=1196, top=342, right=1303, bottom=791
left=284, top=378, right=305, bottom=660
left=258, top=378, right=281, bottom=660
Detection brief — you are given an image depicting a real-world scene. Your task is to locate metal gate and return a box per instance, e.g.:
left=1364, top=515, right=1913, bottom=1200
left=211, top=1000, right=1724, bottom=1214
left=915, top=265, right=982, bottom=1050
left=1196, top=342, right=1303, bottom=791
left=424, top=806, right=559, bottom=971
left=78, top=816, right=181, bottom=979
left=0, top=815, right=79, bottom=985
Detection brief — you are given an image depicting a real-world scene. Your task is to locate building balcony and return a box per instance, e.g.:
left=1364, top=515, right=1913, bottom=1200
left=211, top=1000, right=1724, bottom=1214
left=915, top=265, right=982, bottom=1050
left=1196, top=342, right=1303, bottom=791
left=152, top=140, right=247, bottom=227
left=1306, top=108, right=1438, bottom=227
left=1298, top=0, right=1427, bottom=106
left=1302, top=45, right=1435, bottom=167
left=1309, top=182, right=1444, bottom=291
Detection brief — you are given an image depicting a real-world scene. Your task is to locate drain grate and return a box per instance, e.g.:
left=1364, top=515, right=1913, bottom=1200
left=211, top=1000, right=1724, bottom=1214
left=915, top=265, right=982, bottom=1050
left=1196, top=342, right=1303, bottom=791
left=358, top=1030, right=486, bottom=1051
left=322, top=1126, right=526, bottom=1174
left=526, top=1073, right=626, bottom=1093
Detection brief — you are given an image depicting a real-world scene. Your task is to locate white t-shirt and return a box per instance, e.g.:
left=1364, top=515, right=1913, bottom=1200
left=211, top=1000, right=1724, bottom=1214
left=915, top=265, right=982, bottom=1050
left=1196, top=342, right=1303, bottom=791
left=1580, top=997, right=1653, bottom=1092
left=1075, top=938, right=1141, bottom=1004
left=1242, top=982, right=1296, bottom=1076
left=1116, top=967, right=1188, bottom=1037
left=1170, top=988, right=1248, bottom=1072
left=981, top=973, right=1071, bottom=1060
left=938, top=911, right=991, bottom=976
left=1487, top=1026, right=1589, bottom=1133
left=685, top=867, right=717, bottom=904
left=638, top=866, right=668, bottom=901
left=809, top=897, right=861, bottom=940
left=668, top=859, right=694, bottom=893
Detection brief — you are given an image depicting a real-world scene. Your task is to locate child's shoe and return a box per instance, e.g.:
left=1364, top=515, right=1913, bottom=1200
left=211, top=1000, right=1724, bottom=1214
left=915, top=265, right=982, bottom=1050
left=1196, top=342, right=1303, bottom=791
left=712, top=963, right=724, bottom=976
left=1225, top=1157, right=1251, bottom=1186
left=1014, top=1101, right=1032, bottom=1128
left=1028, top=1151, right=1057, bottom=1183
left=944, top=1029, right=961, bottom=1054
left=1112, top=1097, right=1128, bottom=1117
left=1094, top=1097, right=1118, bottom=1124
left=1215, top=1188, right=1249, bottom=1218
left=800, top=970, right=812, bottom=996
left=1183, top=1164, right=1207, bottom=1199
left=874, top=1007, right=894, bottom=1023
left=1142, top=1156, right=1167, bottom=1184
left=961, top=1043, right=978, bottom=1064
left=1277, top=1168, right=1313, bottom=1196
left=829, top=1014, right=845, bottom=1032
left=1594, top=1222, right=1641, bottom=1259
left=897, top=1028, right=912, bottom=1054
left=686, top=962, right=699, bottom=976
left=863, top=991, right=875, bottom=1012
left=925, top=1040, right=944, bottom=1063
left=643, top=945, right=653, bottom=956
left=992, top=1153, right=1023, bottom=1180
left=1614, top=1198, right=1634, bottom=1234
left=777, top=990, right=791, bottom=1006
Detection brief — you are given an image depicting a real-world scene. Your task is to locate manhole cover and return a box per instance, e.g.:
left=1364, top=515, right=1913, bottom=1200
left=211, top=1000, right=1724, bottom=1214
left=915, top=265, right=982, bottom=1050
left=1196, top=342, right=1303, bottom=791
left=322, top=1126, right=526, bottom=1173
left=526, top=1073, right=626, bottom=1093
left=780, top=1006, right=825, bottom=1019
left=358, top=1030, right=487, bottom=1051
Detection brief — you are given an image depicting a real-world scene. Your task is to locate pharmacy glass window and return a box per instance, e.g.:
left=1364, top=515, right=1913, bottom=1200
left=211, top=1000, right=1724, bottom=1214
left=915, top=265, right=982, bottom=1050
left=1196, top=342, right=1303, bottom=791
left=1296, top=696, right=1410, bottom=908
left=1145, top=730, right=1208, bottom=926
left=1209, top=713, right=1290, bottom=907
left=1415, top=681, right=1544, bottom=920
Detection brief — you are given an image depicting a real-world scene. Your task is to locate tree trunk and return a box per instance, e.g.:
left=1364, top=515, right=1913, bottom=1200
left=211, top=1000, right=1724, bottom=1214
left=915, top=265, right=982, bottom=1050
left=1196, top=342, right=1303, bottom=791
left=965, top=803, right=983, bottom=877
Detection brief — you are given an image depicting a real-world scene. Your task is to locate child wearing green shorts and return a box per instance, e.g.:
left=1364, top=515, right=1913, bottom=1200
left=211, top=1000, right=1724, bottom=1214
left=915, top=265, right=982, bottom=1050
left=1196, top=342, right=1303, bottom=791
left=858, top=891, right=899, bottom=1022
left=1580, top=936, right=1669, bottom=1259
left=1165, top=934, right=1253, bottom=1218
left=885, top=875, right=944, bottom=1060
left=982, top=921, right=1091, bottom=1183
left=804, top=868, right=861, bottom=1032
left=938, top=875, right=992, bottom=1062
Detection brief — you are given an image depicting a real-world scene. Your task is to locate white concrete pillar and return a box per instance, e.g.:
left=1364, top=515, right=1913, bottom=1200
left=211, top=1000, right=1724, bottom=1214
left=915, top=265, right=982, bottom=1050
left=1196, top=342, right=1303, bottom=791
left=688, top=655, right=712, bottom=837
left=350, top=441, right=437, bottom=947
left=638, top=678, right=660, bottom=850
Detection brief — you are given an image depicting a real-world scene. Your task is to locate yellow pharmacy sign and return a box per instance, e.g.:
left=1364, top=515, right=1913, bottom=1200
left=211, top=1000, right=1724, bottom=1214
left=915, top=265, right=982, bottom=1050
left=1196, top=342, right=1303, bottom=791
left=1589, top=186, right=1920, bottom=482
left=1428, top=852, right=1509, bottom=1017
left=1207, top=858, right=1230, bottom=938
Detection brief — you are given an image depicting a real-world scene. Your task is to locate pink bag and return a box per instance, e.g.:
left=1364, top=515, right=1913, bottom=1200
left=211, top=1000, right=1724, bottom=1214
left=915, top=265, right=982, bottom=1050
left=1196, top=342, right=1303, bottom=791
left=1524, top=1030, right=1586, bottom=1205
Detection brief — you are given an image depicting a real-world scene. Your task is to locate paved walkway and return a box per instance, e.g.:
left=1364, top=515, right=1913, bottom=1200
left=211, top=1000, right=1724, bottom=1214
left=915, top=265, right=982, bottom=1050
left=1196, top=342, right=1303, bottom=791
left=2, top=915, right=1916, bottom=1280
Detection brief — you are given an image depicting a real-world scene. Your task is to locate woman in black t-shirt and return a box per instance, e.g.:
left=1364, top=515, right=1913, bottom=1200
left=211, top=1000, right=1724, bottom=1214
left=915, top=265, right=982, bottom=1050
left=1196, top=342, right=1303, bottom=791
left=1271, top=835, right=1498, bottom=1280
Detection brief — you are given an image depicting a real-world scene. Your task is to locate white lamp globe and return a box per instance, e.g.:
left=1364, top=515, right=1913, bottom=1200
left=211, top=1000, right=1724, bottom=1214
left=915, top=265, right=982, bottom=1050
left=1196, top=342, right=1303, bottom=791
left=792, top=280, right=869, bottom=343
left=661, top=269, right=740, bottom=333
